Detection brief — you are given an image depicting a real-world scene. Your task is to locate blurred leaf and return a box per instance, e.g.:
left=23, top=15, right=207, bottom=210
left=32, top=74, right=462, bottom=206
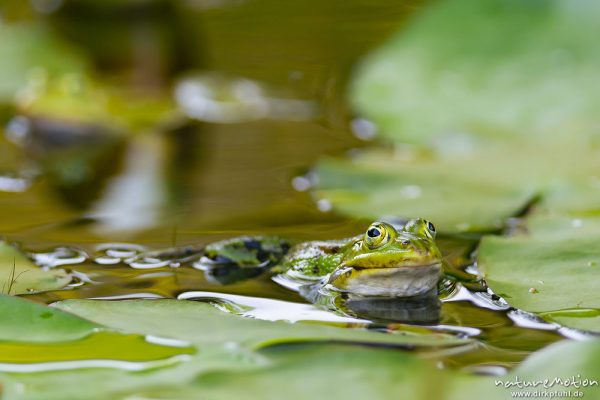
left=351, top=0, right=600, bottom=145
left=0, top=23, right=89, bottom=103
left=317, top=0, right=600, bottom=231
left=0, top=242, right=71, bottom=295
left=479, top=214, right=600, bottom=331
left=315, top=141, right=600, bottom=232
left=508, top=339, right=600, bottom=397
left=17, top=73, right=179, bottom=134
left=132, top=345, right=457, bottom=400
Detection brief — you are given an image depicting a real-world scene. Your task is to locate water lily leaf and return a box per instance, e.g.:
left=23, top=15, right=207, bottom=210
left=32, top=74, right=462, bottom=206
left=0, top=298, right=469, bottom=399
left=317, top=0, right=600, bottom=231
left=0, top=23, right=89, bottom=103
left=315, top=142, right=600, bottom=232
left=478, top=214, right=600, bottom=331
left=507, top=339, right=600, bottom=398
left=132, top=345, right=457, bottom=400
left=0, top=242, right=71, bottom=295
left=351, top=0, right=600, bottom=145
left=55, top=299, right=469, bottom=348
left=0, top=295, right=97, bottom=342
left=4, top=297, right=599, bottom=400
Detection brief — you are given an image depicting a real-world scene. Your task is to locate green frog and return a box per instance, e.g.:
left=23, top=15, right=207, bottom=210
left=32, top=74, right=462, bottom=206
left=198, top=218, right=449, bottom=297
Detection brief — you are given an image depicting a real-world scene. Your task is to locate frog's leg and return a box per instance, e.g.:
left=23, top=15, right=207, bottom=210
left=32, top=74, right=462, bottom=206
left=441, top=260, right=487, bottom=292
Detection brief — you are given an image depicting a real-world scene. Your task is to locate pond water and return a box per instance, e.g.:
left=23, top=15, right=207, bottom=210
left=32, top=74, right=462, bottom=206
left=0, top=0, right=588, bottom=378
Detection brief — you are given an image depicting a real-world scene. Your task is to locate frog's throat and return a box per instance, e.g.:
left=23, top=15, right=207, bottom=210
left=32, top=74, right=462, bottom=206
left=327, top=263, right=442, bottom=297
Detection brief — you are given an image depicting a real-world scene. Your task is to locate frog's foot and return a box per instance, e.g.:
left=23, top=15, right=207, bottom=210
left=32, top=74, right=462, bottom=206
left=327, top=263, right=442, bottom=297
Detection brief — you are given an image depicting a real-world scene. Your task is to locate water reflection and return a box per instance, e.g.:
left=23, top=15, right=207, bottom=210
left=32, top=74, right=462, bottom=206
left=342, top=291, right=442, bottom=325
left=175, top=72, right=318, bottom=123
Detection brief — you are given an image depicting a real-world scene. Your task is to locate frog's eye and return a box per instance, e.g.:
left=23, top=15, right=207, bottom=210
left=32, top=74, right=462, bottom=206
left=364, top=223, right=393, bottom=249
left=426, top=221, right=436, bottom=238
left=404, top=218, right=436, bottom=239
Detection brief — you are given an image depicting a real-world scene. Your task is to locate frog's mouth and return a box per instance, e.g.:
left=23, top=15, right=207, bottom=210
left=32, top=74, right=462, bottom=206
left=346, top=261, right=441, bottom=270
left=327, top=262, right=442, bottom=297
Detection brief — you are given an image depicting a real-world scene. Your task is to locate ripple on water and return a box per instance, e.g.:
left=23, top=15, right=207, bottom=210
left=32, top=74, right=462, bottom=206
left=31, top=247, right=87, bottom=268
left=178, top=291, right=370, bottom=324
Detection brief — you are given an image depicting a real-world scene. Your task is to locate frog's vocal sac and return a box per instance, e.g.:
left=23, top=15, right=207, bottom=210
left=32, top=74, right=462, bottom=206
left=202, top=219, right=443, bottom=298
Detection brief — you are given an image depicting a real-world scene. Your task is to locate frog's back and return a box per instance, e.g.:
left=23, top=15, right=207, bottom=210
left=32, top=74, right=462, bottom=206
left=277, top=238, right=355, bottom=280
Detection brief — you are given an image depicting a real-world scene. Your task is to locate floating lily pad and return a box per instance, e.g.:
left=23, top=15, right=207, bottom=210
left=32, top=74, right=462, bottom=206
left=132, top=345, right=456, bottom=400
left=318, top=0, right=600, bottom=231
left=351, top=0, right=600, bottom=145
left=4, top=296, right=600, bottom=399
left=478, top=214, right=600, bottom=331
left=0, top=295, right=97, bottom=342
left=0, top=242, right=71, bottom=295
left=507, top=339, right=600, bottom=398
left=55, top=299, right=468, bottom=348
left=315, top=142, right=600, bottom=232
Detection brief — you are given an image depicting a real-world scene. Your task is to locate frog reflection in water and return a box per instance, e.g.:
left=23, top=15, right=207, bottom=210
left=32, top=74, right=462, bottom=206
left=200, top=219, right=448, bottom=298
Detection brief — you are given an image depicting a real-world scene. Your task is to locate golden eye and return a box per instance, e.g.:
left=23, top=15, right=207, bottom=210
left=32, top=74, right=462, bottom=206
left=364, top=223, right=390, bottom=249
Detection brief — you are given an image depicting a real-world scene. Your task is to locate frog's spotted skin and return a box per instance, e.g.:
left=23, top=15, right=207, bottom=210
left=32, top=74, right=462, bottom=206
left=203, top=236, right=290, bottom=268
left=275, top=239, right=351, bottom=280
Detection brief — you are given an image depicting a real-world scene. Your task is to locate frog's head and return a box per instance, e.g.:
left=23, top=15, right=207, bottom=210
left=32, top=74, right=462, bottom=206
left=328, top=220, right=443, bottom=297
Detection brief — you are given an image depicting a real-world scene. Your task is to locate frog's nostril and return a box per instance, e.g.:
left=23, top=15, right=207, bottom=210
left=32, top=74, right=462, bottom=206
left=402, top=240, right=410, bottom=245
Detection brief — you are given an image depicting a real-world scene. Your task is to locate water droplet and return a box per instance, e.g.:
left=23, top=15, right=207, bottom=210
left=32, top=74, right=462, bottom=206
left=350, top=118, right=377, bottom=141
left=291, top=176, right=311, bottom=192
left=316, top=199, right=332, bottom=212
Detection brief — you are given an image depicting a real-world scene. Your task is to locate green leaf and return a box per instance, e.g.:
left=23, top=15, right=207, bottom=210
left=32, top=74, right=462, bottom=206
left=0, top=23, right=89, bottom=103
left=317, top=0, right=600, bottom=231
left=0, top=299, right=468, bottom=399
left=0, top=295, right=97, bottom=342
left=55, top=299, right=468, bottom=348
left=0, top=295, right=192, bottom=367
left=315, top=141, right=600, bottom=232
left=4, top=298, right=600, bottom=400
left=478, top=214, right=600, bottom=331
left=351, top=0, right=600, bottom=145
left=131, top=345, right=456, bottom=400
left=509, top=339, right=600, bottom=398
left=0, top=242, right=71, bottom=295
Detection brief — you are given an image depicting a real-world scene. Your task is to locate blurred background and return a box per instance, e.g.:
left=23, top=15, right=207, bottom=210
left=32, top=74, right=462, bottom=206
left=0, top=0, right=422, bottom=248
